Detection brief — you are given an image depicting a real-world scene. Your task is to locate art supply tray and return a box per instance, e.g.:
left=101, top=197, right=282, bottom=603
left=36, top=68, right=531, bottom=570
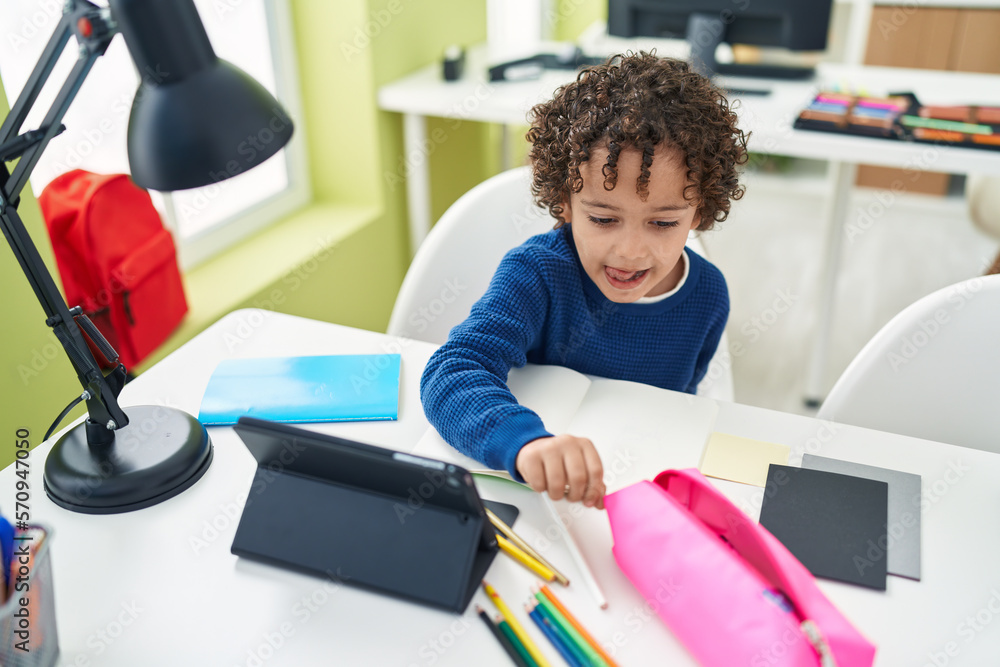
left=794, top=92, right=1000, bottom=151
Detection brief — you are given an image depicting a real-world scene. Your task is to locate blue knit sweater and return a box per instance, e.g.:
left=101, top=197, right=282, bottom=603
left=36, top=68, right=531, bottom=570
left=420, top=225, right=729, bottom=479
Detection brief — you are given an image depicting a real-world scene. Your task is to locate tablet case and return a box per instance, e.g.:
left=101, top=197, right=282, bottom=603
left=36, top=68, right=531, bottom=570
left=230, top=418, right=516, bottom=613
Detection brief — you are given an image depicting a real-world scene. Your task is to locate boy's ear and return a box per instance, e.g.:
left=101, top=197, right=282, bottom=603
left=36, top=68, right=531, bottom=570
left=560, top=199, right=573, bottom=225
left=688, top=206, right=703, bottom=231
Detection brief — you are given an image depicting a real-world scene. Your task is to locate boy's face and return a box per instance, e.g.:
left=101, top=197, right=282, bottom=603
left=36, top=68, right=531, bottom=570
left=563, top=144, right=701, bottom=303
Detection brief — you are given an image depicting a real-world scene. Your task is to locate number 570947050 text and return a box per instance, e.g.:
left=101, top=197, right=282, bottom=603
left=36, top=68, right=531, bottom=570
left=14, top=428, right=30, bottom=527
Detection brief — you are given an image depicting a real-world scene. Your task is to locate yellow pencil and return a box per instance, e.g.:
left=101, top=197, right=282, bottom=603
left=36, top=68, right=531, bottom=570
left=487, top=509, right=570, bottom=586
left=482, top=580, right=552, bottom=667
left=497, top=534, right=556, bottom=582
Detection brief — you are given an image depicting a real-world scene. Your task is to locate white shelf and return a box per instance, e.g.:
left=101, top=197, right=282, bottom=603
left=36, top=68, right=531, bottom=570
left=743, top=164, right=970, bottom=220
left=838, top=0, right=1000, bottom=6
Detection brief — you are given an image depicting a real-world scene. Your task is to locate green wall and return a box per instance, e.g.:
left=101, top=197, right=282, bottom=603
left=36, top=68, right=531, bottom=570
left=261, top=0, right=495, bottom=325
left=552, top=0, right=606, bottom=42
left=367, top=0, right=492, bottom=224
left=0, top=84, right=86, bottom=457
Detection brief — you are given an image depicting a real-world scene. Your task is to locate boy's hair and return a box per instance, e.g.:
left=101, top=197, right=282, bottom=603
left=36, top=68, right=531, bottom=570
left=526, top=52, right=749, bottom=231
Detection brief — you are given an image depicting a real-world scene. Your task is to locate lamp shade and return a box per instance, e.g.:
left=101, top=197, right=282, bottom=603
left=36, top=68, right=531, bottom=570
left=126, top=60, right=293, bottom=191
left=110, top=0, right=293, bottom=191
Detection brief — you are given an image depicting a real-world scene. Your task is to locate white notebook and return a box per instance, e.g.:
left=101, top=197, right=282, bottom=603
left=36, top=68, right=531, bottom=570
left=411, top=363, right=719, bottom=494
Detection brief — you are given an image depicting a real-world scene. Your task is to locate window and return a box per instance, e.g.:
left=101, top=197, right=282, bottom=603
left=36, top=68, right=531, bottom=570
left=0, top=0, right=309, bottom=269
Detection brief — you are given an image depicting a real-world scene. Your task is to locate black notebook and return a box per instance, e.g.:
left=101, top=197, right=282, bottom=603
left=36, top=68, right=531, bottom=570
left=759, top=464, right=889, bottom=591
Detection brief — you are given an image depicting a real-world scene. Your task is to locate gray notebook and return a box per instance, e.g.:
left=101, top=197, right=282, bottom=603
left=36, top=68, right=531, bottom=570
left=760, top=465, right=888, bottom=590
left=802, top=454, right=922, bottom=580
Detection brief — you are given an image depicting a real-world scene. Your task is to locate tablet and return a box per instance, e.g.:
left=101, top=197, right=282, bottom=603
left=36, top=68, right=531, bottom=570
left=230, top=417, right=516, bottom=612
left=232, top=416, right=518, bottom=527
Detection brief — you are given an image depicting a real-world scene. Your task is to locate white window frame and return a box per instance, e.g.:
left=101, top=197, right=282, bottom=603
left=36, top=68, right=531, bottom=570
left=164, top=0, right=310, bottom=270
left=0, top=0, right=310, bottom=271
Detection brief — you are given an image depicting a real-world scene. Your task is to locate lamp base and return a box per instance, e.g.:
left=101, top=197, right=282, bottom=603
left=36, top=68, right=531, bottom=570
left=43, top=405, right=213, bottom=514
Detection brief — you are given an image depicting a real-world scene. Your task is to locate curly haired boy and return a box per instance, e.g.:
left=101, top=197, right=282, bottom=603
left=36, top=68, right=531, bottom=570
left=420, top=52, right=748, bottom=508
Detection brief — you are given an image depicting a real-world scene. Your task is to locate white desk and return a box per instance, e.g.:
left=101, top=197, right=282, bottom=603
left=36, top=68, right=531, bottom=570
left=8, top=309, right=1000, bottom=666
left=378, top=51, right=1000, bottom=404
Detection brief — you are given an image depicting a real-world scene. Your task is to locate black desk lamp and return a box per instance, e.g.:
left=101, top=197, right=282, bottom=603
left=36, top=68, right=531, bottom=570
left=0, top=0, right=293, bottom=513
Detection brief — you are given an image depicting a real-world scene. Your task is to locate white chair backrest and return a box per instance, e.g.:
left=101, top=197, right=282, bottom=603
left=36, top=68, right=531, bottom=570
left=387, top=167, right=549, bottom=344
left=387, top=166, right=734, bottom=401
left=818, top=274, right=1000, bottom=453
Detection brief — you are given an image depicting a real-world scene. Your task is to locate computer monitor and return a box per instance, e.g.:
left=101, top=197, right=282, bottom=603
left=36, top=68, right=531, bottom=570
left=608, top=0, right=834, bottom=80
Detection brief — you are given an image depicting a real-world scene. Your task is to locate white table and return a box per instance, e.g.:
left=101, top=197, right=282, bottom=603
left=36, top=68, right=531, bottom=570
left=8, top=309, right=1000, bottom=666
left=378, top=48, right=1000, bottom=404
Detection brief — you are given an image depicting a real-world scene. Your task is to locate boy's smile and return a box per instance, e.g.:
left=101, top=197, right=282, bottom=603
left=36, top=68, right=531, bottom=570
left=563, top=144, right=701, bottom=303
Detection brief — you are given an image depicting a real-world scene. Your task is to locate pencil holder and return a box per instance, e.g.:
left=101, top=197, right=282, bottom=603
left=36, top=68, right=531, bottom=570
left=0, top=526, right=58, bottom=667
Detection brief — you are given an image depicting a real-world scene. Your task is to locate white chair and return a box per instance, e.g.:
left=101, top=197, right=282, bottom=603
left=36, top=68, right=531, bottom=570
left=967, top=174, right=1000, bottom=241
left=817, top=274, right=1000, bottom=454
left=387, top=166, right=735, bottom=401
left=967, top=174, right=1000, bottom=273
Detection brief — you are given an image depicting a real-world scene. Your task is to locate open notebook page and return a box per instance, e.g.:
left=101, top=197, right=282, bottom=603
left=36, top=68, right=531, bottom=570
left=506, top=363, right=593, bottom=434
left=410, top=364, right=719, bottom=490
left=565, top=378, right=719, bottom=494
left=409, top=364, right=593, bottom=477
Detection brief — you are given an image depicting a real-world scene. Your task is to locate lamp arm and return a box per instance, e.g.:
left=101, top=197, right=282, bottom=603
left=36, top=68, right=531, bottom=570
left=2, top=0, right=116, bottom=201
left=0, top=6, right=74, bottom=150
left=0, top=0, right=128, bottom=434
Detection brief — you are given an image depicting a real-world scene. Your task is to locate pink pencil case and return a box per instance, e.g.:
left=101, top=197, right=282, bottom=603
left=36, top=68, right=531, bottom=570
left=605, top=468, right=877, bottom=666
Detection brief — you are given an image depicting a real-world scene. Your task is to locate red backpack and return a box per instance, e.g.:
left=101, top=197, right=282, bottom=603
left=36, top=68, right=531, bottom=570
left=39, top=169, right=188, bottom=370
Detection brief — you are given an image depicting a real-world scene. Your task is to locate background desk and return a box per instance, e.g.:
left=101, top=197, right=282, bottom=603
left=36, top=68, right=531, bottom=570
left=378, top=53, right=1000, bottom=404
left=7, top=309, right=1000, bottom=666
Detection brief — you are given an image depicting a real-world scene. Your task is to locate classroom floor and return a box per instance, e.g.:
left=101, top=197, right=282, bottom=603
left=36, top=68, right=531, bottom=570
left=699, top=162, right=997, bottom=416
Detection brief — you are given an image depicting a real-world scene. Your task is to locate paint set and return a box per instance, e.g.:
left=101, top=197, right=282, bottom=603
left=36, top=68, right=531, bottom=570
left=794, top=92, right=1000, bottom=150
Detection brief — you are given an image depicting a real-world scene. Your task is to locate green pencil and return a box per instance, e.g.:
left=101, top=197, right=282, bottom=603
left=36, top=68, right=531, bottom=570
left=900, top=114, right=993, bottom=135
left=478, top=605, right=530, bottom=667
left=497, top=615, right=540, bottom=667
left=534, top=603, right=591, bottom=667
left=534, top=596, right=609, bottom=667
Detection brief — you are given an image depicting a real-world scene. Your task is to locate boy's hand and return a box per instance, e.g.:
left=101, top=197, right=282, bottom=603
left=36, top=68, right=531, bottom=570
left=516, top=435, right=605, bottom=509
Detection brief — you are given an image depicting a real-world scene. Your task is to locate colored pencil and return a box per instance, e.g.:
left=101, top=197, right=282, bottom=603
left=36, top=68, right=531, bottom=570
left=535, top=599, right=607, bottom=667
left=814, top=92, right=853, bottom=104
left=478, top=605, right=530, bottom=667
left=919, top=105, right=1000, bottom=124
left=532, top=603, right=589, bottom=667
left=973, top=133, right=1000, bottom=146
left=541, top=495, right=608, bottom=608
left=806, top=101, right=850, bottom=114
left=487, top=508, right=570, bottom=586
left=913, top=128, right=965, bottom=143
left=538, top=585, right=620, bottom=667
left=900, top=115, right=992, bottom=135
left=919, top=105, right=973, bottom=122
left=527, top=604, right=582, bottom=667
left=483, top=581, right=553, bottom=667
left=855, top=98, right=907, bottom=111
left=498, top=615, right=540, bottom=667
left=497, top=534, right=556, bottom=582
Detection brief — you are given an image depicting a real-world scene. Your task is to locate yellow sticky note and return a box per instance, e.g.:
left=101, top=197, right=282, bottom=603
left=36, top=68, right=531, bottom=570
left=699, top=432, right=790, bottom=487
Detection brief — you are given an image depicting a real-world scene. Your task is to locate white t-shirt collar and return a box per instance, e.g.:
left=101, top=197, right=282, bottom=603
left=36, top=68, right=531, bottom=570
left=633, top=249, right=690, bottom=304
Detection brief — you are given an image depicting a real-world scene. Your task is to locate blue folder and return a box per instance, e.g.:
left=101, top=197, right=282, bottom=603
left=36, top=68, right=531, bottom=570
left=198, top=354, right=400, bottom=426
